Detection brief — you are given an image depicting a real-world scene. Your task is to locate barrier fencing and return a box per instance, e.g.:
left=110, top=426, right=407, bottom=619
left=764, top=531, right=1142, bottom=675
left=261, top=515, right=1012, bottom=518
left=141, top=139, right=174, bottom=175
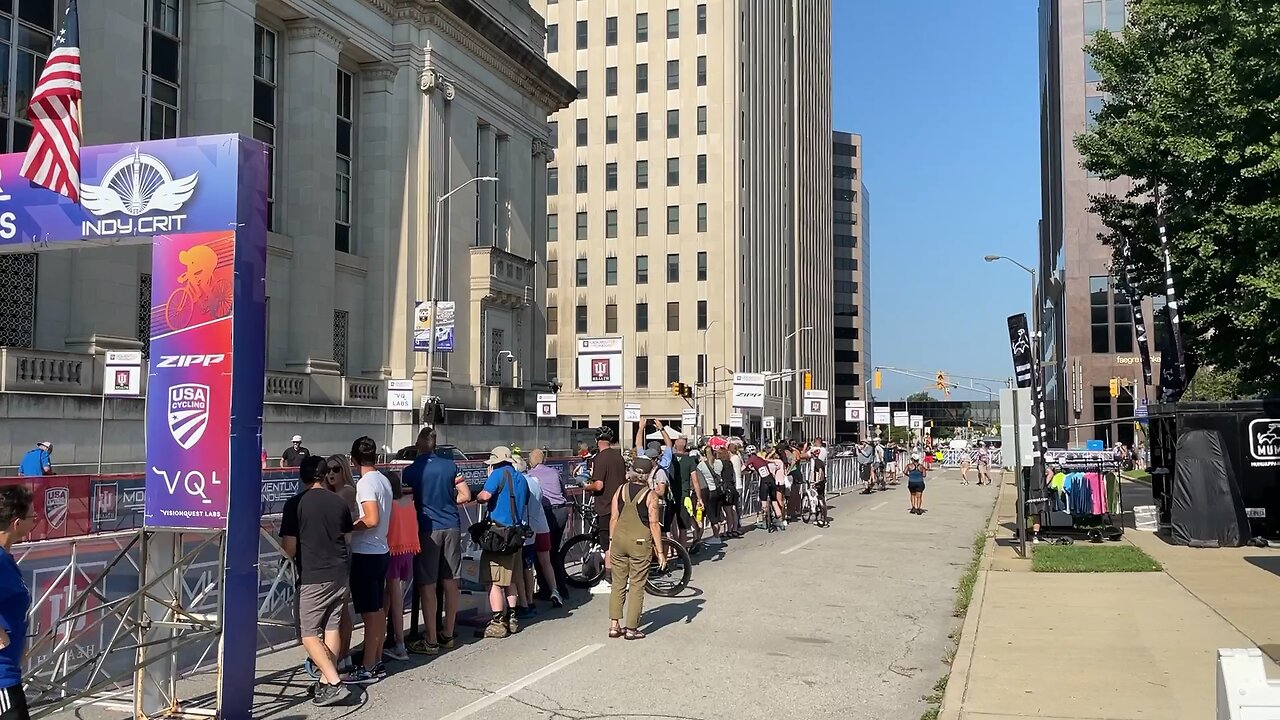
left=15, top=455, right=868, bottom=717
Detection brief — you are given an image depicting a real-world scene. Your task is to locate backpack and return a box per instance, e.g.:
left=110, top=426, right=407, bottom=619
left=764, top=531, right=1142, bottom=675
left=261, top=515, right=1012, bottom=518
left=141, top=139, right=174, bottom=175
left=468, top=468, right=530, bottom=555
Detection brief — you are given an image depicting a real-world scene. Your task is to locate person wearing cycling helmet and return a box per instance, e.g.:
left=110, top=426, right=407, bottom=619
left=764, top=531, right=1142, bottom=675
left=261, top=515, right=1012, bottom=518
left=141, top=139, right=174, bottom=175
left=906, top=453, right=928, bottom=515
left=585, top=426, right=626, bottom=578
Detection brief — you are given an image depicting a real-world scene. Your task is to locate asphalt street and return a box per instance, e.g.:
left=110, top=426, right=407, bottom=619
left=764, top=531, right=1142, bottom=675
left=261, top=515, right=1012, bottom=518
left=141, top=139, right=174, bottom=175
left=59, top=468, right=997, bottom=720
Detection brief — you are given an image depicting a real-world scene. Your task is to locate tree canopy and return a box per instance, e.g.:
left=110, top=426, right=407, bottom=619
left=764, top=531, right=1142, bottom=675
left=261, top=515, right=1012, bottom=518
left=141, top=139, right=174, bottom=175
left=1076, top=0, right=1280, bottom=396
left=906, top=391, right=934, bottom=403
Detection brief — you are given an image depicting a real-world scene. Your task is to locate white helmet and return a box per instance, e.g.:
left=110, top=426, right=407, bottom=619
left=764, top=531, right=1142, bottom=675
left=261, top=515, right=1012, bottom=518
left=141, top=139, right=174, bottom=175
left=910, top=453, right=921, bottom=461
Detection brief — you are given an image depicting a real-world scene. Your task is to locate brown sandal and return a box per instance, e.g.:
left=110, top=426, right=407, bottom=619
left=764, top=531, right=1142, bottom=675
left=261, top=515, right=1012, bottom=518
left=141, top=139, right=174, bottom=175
left=624, top=628, right=646, bottom=640
left=608, top=626, right=623, bottom=639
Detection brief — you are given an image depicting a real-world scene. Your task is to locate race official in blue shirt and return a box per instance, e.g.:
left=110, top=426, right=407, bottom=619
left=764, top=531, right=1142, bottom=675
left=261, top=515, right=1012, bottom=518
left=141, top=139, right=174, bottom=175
left=16, top=443, right=51, bottom=477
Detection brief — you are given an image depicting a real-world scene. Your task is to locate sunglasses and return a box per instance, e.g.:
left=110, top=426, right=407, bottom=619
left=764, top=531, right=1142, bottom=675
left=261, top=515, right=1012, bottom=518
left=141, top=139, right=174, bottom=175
left=326, top=465, right=342, bottom=474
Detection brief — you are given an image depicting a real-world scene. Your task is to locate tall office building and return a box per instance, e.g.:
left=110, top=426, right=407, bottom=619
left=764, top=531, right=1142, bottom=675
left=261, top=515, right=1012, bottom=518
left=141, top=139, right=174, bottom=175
left=533, top=0, right=834, bottom=439
left=1039, top=0, right=1147, bottom=447
left=833, top=131, right=870, bottom=442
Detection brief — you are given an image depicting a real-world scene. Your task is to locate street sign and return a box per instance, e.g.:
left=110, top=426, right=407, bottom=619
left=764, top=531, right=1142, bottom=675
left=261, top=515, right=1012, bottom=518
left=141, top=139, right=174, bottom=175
left=536, top=393, right=557, bottom=418
left=577, top=337, right=625, bottom=390
left=729, top=412, right=744, bottom=428
left=803, top=389, right=828, bottom=416
left=893, top=411, right=909, bottom=428
left=681, top=409, right=698, bottom=428
left=731, top=372, right=766, bottom=409
left=386, top=379, right=414, bottom=411
left=910, top=414, right=924, bottom=430
left=874, top=405, right=891, bottom=425
left=103, top=351, right=142, bottom=397
left=845, top=399, right=866, bottom=423
left=623, top=403, right=641, bottom=423
left=762, top=416, right=776, bottom=430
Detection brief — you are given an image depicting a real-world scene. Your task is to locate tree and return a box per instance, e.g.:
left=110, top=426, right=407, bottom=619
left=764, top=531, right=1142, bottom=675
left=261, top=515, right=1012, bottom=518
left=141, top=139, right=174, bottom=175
left=1075, top=0, right=1280, bottom=396
left=1182, top=366, right=1249, bottom=401
left=905, top=391, right=934, bottom=403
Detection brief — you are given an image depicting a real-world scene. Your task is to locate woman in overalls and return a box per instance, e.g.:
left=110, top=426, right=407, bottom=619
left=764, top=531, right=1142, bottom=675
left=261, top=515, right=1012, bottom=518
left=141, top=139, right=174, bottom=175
left=607, top=456, right=666, bottom=640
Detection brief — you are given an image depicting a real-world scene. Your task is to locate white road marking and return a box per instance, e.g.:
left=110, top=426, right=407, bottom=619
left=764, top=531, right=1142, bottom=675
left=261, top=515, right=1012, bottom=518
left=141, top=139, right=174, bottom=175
left=437, top=643, right=604, bottom=720
left=870, top=501, right=887, bottom=511
left=780, top=534, right=823, bottom=555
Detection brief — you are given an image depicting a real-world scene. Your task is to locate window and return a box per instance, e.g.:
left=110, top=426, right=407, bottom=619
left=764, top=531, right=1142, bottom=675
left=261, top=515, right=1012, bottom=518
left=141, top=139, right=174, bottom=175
left=667, top=302, right=680, bottom=331
left=636, top=159, right=649, bottom=188
left=547, top=120, right=558, bottom=148
left=697, top=154, right=707, bottom=183
left=605, top=16, right=618, bottom=45
left=606, top=115, right=618, bottom=143
left=667, top=355, right=680, bottom=385
left=1084, top=51, right=1100, bottom=83
left=1086, top=95, right=1104, bottom=130
left=576, top=118, right=588, bottom=145
left=145, top=0, right=182, bottom=141
left=576, top=69, right=587, bottom=96
left=636, top=207, right=649, bottom=236
left=636, top=302, right=649, bottom=331
left=667, top=8, right=679, bottom=38
left=667, top=253, right=679, bottom=281
left=576, top=211, right=588, bottom=240
left=253, top=24, right=278, bottom=229
left=546, top=357, right=558, bottom=381
left=667, top=205, right=680, bottom=234
left=547, top=213, right=558, bottom=241
left=697, top=202, right=708, bottom=232
left=636, top=355, right=649, bottom=387
left=667, top=157, right=679, bottom=185
left=547, top=305, right=558, bottom=329
left=576, top=305, right=588, bottom=334
left=1105, top=0, right=1126, bottom=31
left=636, top=255, right=649, bottom=283
left=667, top=109, right=679, bottom=138
left=0, top=254, right=37, bottom=348
left=546, top=260, right=558, bottom=288
left=1113, top=285, right=1134, bottom=353
left=697, top=251, right=708, bottom=280
left=636, top=63, right=648, bottom=93
left=606, top=163, right=618, bottom=191
left=546, top=24, right=558, bottom=53
left=1083, top=1, right=1103, bottom=34
left=667, top=59, right=679, bottom=90
left=576, top=19, right=588, bottom=47
left=636, top=112, right=648, bottom=140
left=636, top=12, right=648, bottom=42
left=1092, top=386, right=1112, bottom=442
left=576, top=164, right=588, bottom=193
left=606, top=66, right=618, bottom=96
left=1090, top=276, right=1109, bottom=353
left=576, top=258, right=588, bottom=286
left=697, top=106, right=707, bottom=135
left=335, top=69, right=354, bottom=253
left=697, top=354, right=707, bottom=384
left=697, top=300, right=707, bottom=330
left=606, top=209, right=618, bottom=238
left=605, top=257, right=618, bottom=285
left=697, top=4, right=707, bottom=33
left=605, top=304, right=618, bottom=333
left=697, top=56, right=707, bottom=86
left=548, top=166, right=559, bottom=194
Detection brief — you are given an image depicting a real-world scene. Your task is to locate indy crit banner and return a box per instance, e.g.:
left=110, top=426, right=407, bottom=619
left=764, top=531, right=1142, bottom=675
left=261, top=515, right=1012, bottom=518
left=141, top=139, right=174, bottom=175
left=1118, top=239, right=1154, bottom=387
left=1006, top=314, right=1033, bottom=389
left=1155, top=186, right=1189, bottom=400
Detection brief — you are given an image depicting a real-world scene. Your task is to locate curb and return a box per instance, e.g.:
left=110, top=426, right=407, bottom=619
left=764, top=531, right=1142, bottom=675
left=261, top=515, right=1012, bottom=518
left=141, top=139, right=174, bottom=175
left=937, top=478, right=1005, bottom=720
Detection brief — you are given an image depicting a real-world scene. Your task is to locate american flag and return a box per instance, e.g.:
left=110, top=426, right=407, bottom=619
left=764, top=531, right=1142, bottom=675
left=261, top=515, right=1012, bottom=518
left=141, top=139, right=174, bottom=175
left=20, top=0, right=81, bottom=202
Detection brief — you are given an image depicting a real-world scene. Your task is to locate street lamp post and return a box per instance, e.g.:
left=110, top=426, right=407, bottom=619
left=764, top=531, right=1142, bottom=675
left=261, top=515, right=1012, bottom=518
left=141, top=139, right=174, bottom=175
left=424, top=176, right=499, bottom=424
left=699, top=319, right=719, bottom=436
left=782, top=326, right=814, bottom=439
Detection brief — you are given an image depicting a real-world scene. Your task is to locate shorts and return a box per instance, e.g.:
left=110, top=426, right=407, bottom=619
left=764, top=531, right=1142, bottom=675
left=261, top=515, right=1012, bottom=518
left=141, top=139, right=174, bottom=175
left=662, top=497, right=692, bottom=532
left=521, top=544, right=536, bottom=569
left=0, top=684, right=30, bottom=720
left=534, top=532, right=552, bottom=552
left=908, top=482, right=926, bottom=493
left=759, top=478, right=776, bottom=501
left=415, top=528, right=463, bottom=586
left=349, top=552, right=390, bottom=615
left=859, top=464, right=873, bottom=481
left=596, top=514, right=612, bottom=551
left=978, top=463, right=991, bottom=473
left=387, top=553, right=413, bottom=582
left=703, top=490, right=724, bottom=525
left=297, top=580, right=348, bottom=638
left=481, top=549, right=518, bottom=586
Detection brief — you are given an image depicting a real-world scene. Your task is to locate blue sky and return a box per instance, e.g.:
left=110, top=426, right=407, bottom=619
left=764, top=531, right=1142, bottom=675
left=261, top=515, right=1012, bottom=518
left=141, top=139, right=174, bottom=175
left=833, top=1, right=1041, bottom=401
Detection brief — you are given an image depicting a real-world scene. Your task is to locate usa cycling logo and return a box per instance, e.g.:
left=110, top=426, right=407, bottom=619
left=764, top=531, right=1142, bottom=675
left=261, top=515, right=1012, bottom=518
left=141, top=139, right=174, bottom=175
left=1249, top=419, right=1280, bottom=467
left=79, top=148, right=199, bottom=238
left=44, top=487, right=68, bottom=529
left=167, top=383, right=210, bottom=450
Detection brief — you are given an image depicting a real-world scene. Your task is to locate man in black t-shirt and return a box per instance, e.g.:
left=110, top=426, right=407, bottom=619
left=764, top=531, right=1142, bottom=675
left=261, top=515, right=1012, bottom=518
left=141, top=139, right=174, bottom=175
left=280, top=456, right=353, bottom=706
left=282, top=435, right=310, bottom=467
left=586, top=427, right=626, bottom=577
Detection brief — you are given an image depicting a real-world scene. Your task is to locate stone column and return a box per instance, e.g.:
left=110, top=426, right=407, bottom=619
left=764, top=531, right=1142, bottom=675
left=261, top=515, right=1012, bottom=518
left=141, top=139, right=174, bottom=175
left=186, top=0, right=255, bottom=136
left=414, top=63, right=456, bottom=385
left=529, top=141, right=551, bottom=388
left=476, top=124, right=495, bottom=248
left=282, top=18, right=344, bottom=398
left=357, top=61, right=401, bottom=379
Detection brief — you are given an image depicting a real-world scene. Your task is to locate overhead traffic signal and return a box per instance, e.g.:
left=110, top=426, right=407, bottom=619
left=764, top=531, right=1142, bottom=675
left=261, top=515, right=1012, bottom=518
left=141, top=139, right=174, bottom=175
left=803, top=371, right=812, bottom=390
left=1109, top=378, right=1120, bottom=397
left=874, top=369, right=882, bottom=390
left=670, top=382, right=693, bottom=399
left=935, top=371, right=947, bottom=391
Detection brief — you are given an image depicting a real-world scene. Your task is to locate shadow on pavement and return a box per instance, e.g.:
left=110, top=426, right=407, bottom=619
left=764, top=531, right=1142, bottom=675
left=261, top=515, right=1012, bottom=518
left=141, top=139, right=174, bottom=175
left=1244, top=556, right=1280, bottom=578
left=639, top=598, right=705, bottom=634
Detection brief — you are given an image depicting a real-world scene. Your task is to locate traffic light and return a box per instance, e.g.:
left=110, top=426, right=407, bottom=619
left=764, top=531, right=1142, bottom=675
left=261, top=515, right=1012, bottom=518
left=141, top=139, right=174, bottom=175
left=874, top=369, right=882, bottom=390
left=670, top=382, right=693, bottom=399
left=935, top=371, right=947, bottom=391
left=803, top=371, right=812, bottom=390
left=1109, top=378, right=1120, bottom=397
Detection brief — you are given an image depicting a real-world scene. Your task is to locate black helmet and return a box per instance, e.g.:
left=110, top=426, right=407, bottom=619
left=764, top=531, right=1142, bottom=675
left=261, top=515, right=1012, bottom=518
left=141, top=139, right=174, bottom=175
left=595, top=426, right=617, bottom=443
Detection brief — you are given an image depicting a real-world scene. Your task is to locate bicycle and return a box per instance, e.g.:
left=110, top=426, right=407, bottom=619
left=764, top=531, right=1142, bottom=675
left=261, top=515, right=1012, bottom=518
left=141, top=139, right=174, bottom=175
left=800, top=481, right=826, bottom=526
left=557, top=493, right=693, bottom=597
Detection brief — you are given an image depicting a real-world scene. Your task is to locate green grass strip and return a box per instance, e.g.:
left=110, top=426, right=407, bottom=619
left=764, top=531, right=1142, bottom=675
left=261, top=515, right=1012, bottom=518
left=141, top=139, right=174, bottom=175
left=1032, top=544, right=1161, bottom=573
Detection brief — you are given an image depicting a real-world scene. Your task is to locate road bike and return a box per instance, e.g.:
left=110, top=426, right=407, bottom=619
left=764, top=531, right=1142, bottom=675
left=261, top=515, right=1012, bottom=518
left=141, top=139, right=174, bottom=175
left=557, top=490, right=692, bottom=596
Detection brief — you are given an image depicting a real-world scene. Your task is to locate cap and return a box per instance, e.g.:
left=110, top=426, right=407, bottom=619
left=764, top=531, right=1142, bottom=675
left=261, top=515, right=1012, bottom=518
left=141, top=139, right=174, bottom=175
left=911, top=453, right=921, bottom=461
left=292, top=435, right=303, bottom=443
left=485, top=446, right=514, bottom=466
left=632, top=456, right=654, bottom=474
left=37, top=441, right=52, bottom=450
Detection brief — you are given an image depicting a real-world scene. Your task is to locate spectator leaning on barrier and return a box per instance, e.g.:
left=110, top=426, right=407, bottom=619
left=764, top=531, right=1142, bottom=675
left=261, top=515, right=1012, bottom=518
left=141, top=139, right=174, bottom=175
left=16, top=442, right=52, bottom=477
left=282, top=435, right=310, bottom=467
left=527, top=449, right=569, bottom=602
left=0, top=485, right=35, bottom=720
left=279, top=456, right=353, bottom=707
left=476, top=446, right=531, bottom=639
left=346, top=436, right=393, bottom=684
left=382, top=472, right=418, bottom=662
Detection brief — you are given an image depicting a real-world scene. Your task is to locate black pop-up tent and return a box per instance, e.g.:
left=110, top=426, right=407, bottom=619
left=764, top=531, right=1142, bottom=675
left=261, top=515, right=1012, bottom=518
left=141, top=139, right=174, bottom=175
left=1148, top=401, right=1280, bottom=547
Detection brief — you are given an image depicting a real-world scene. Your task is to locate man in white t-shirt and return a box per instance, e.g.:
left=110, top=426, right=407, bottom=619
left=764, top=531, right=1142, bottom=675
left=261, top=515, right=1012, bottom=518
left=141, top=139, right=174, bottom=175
left=347, top=436, right=392, bottom=685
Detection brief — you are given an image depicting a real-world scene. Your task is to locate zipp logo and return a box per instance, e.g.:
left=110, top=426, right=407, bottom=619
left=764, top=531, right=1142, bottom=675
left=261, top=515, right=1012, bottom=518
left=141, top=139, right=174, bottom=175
left=156, top=354, right=225, bottom=368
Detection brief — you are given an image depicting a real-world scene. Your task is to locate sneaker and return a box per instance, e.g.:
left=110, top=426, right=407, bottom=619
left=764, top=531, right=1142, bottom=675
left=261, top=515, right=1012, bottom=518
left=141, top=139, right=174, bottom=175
left=779, top=521, right=788, bottom=531
left=550, top=591, right=564, bottom=608
left=406, top=639, right=440, bottom=656
left=313, top=682, right=351, bottom=707
left=383, top=643, right=409, bottom=661
left=439, top=634, right=456, bottom=650
left=369, top=662, right=387, bottom=680
left=507, top=614, right=521, bottom=634
left=483, top=620, right=510, bottom=639
left=755, top=520, right=768, bottom=529
left=343, top=667, right=380, bottom=685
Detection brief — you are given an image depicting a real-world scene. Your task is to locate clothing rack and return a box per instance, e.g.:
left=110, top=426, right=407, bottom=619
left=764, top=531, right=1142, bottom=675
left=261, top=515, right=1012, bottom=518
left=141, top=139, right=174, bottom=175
left=1034, top=449, right=1125, bottom=542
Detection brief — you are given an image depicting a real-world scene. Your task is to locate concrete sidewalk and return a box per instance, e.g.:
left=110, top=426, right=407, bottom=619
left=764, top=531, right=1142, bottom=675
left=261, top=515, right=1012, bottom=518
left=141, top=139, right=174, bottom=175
left=942, top=475, right=1272, bottom=720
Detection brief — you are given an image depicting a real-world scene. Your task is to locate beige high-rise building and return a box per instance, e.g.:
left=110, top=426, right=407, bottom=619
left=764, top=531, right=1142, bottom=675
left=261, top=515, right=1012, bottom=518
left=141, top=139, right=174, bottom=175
left=533, top=0, right=834, bottom=441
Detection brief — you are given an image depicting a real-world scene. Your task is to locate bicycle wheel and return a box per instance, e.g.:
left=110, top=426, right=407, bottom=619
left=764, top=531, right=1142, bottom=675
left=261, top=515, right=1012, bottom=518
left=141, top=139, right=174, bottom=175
left=646, top=538, right=692, bottom=597
left=558, top=533, right=606, bottom=588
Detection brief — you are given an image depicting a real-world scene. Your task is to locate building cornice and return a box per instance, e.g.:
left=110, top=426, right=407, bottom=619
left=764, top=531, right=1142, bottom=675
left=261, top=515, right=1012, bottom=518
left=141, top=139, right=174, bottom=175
left=285, top=16, right=347, bottom=54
